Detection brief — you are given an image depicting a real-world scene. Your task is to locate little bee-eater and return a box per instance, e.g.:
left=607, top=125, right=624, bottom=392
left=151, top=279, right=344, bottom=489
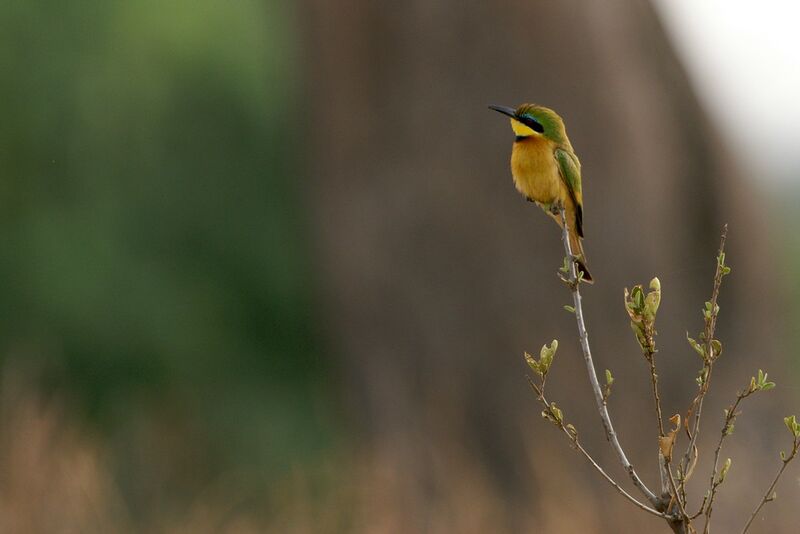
left=489, top=103, right=593, bottom=283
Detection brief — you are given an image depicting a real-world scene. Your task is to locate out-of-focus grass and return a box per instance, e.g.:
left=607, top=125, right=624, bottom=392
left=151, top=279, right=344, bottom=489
left=0, top=364, right=570, bottom=533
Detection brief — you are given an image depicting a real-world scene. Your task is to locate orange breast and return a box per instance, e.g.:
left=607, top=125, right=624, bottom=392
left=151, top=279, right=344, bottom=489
left=510, top=137, right=563, bottom=204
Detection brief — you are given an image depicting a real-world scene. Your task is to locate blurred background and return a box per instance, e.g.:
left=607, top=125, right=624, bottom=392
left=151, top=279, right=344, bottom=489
left=0, top=0, right=798, bottom=532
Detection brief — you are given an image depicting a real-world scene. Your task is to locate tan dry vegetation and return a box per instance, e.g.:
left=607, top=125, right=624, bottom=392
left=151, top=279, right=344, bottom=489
left=0, top=369, right=130, bottom=534
left=2, top=361, right=798, bottom=534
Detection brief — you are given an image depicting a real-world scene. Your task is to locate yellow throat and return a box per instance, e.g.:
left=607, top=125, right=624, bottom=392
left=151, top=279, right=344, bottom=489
left=510, top=118, right=539, bottom=137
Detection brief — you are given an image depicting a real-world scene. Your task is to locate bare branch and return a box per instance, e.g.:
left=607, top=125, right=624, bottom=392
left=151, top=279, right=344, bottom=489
left=680, top=226, right=729, bottom=492
left=525, top=376, right=667, bottom=519
left=741, top=437, right=800, bottom=534
left=639, top=304, right=670, bottom=501
left=557, top=206, right=660, bottom=508
left=666, top=466, right=689, bottom=526
left=701, top=381, right=761, bottom=532
left=648, top=354, right=665, bottom=438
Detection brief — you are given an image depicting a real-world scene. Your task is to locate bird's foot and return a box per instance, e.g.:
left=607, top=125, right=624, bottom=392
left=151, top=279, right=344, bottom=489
left=556, top=254, right=586, bottom=289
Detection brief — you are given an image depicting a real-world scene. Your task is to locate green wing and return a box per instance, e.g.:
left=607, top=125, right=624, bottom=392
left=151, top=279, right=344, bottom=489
left=554, top=148, right=584, bottom=237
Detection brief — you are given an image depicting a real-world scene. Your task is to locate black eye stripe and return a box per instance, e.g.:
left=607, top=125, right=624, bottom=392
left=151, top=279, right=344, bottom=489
left=520, top=116, right=544, bottom=133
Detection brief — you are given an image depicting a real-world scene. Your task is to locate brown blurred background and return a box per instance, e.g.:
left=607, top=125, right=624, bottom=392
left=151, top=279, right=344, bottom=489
left=1, top=0, right=799, bottom=532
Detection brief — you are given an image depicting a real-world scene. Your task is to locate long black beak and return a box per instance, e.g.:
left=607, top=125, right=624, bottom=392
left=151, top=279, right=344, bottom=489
left=488, top=104, right=517, bottom=119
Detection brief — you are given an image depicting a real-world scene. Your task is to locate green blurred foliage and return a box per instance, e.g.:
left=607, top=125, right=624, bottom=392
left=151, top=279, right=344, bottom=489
left=0, top=0, right=327, bottom=492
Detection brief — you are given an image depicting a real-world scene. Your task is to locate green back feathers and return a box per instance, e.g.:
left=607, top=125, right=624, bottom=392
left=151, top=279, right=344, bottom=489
left=555, top=148, right=583, bottom=237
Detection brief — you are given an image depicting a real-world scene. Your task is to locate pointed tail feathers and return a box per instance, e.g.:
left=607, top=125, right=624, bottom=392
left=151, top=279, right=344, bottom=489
left=569, top=228, right=594, bottom=284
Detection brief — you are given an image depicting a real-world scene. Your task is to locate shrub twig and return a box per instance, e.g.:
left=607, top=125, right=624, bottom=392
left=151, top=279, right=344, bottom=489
left=521, top=208, right=798, bottom=533
left=680, top=226, right=728, bottom=493
left=741, top=419, right=800, bottom=533
left=700, top=373, right=773, bottom=531
left=525, top=375, right=666, bottom=518
left=557, top=207, right=661, bottom=509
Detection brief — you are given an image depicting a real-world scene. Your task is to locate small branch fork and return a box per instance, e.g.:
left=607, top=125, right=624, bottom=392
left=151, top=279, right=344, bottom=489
left=526, top=376, right=666, bottom=519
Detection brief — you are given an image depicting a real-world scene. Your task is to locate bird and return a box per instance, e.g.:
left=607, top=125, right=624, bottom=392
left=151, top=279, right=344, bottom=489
left=489, top=103, right=593, bottom=283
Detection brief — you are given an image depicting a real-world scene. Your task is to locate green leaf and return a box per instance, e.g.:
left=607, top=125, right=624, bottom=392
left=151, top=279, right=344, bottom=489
left=649, top=277, right=661, bottom=292
left=719, top=457, right=731, bottom=482
left=564, top=305, right=575, bottom=314
left=605, top=369, right=614, bottom=386
left=540, top=340, right=558, bottom=359
left=687, top=334, right=705, bottom=357
left=624, top=286, right=645, bottom=323
left=711, top=339, right=722, bottom=359
left=631, top=322, right=647, bottom=348
left=526, top=342, right=558, bottom=379
left=784, top=415, right=800, bottom=438
left=524, top=352, right=541, bottom=376
left=550, top=402, right=563, bottom=425
left=634, top=288, right=644, bottom=309
left=644, top=277, right=662, bottom=321
left=754, top=370, right=776, bottom=391
left=538, top=340, right=558, bottom=373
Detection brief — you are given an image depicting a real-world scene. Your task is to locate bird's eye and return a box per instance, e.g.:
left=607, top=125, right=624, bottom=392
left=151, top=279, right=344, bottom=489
left=521, top=116, right=544, bottom=133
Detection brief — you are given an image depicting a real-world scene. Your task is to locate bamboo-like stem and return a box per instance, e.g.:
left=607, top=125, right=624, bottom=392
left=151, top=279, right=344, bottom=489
left=557, top=206, right=660, bottom=508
